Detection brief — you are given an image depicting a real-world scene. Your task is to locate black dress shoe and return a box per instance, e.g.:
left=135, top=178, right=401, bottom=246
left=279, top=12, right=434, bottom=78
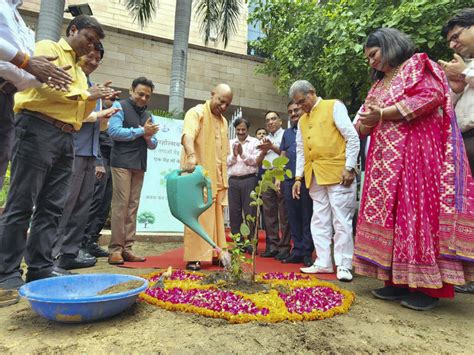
left=261, top=250, right=278, bottom=258
left=303, top=255, right=313, bottom=267
left=244, top=246, right=257, bottom=255
left=275, top=251, right=290, bottom=261
left=78, top=249, right=97, bottom=261
left=55, top=254, right=97, bottom=270
left=26, top=266, right=76, bottom=283
left=282, top=254, right=303, bottom=264
left=84, top=243, right=109, bottom=258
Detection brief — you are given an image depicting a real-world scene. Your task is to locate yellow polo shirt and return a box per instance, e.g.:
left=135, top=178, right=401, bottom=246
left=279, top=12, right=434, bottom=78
left=14, top=38, right=96, bottom=131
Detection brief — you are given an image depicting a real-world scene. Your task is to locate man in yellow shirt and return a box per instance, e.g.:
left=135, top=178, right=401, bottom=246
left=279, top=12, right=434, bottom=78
left=290, top=80, right=359, bottom=282
left=0, top=15, right=116, bottom=306
left=181, top=84, right=232, bottom=271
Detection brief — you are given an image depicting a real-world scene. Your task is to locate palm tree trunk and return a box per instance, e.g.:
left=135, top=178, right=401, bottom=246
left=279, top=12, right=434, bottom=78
left=168, top=0, right=192, bottom=115
left=36, top=0, right=65, bottom=41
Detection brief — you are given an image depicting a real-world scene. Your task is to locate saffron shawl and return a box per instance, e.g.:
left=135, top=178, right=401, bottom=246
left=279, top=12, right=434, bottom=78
left=354, top=53, right=474, bottom=288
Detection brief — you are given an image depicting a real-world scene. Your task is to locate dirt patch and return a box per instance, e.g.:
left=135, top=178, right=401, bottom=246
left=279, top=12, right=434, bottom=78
left=97, top=280, right=145, bottom=295
left=201, top=271, right=271, bottom=293
left=1, top=240, right=473, bottom=354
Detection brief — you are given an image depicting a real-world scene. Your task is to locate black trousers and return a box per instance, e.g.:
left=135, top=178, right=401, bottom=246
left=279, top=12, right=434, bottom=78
left=0, top=92, right=14, bottom=189
left=282, top=179, right=314, bottom=257
left=228, top=175, right=258, bottom=238
left=0, top=113, right=73, bottom=281
left=53, top=156, right=96, bottom=258
left=82, top=147, right=113, bottom=245
left=262, top=184, right=291, bottom=253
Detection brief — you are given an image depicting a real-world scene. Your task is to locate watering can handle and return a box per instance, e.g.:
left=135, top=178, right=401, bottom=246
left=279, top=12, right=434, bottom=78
left=199, top=176, right=213, bottom=210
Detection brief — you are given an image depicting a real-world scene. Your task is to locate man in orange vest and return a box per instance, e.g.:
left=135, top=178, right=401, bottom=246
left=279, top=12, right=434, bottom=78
left=290, top=80, right=359, bottom=282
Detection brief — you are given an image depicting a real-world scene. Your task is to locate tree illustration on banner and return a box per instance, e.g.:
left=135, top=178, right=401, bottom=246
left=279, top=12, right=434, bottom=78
left=138, top=211, right=156, bottom=229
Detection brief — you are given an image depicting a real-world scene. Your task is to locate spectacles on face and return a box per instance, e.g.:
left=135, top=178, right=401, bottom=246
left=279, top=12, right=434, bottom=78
left=448, top=26, right=469, bottom=44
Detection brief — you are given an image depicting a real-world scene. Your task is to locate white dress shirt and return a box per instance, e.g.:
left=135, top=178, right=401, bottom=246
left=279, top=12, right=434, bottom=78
left=263, top=127, right=284, bottom=168
left=0, top=0, right=39, bottom=91
left=296, top=98, right=360, bottom=178
left=227, top=135, right=260, bottom=176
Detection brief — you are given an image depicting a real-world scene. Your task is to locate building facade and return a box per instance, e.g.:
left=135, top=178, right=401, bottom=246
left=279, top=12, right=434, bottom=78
left=20, top=0, right=288, bottom=128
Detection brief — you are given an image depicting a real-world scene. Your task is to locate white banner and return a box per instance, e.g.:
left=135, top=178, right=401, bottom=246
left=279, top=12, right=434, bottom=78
left=136, top=116, right=184, bottom=233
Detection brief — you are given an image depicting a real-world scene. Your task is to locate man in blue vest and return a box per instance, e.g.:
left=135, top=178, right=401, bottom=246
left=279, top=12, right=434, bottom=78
left=54, top=43, right=120, bottom=270
left=277, top=101, right=314, bottom=267
left=107, top=77, right=159, bottom=265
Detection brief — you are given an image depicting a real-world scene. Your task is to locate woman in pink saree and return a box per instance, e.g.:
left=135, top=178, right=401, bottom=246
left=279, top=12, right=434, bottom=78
left=355, top=28, right=474, bottom=311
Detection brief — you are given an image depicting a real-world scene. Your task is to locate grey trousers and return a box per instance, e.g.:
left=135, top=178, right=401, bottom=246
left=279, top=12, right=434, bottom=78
left=0, top=92, right=14, bottom=189
left=0, top=113, right=73, bottom=281
left=228, top=175, right=258, bottom=238
left=53, top=156, right=96, bottom=258
left=262, top=186, right=291, bottom=253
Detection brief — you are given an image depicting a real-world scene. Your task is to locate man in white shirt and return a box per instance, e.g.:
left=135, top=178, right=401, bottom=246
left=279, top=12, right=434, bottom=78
left=258, top=111, right=291, bottom=260
left=290, top=80, right=359, bottom=282
left=0, top=0, right=72, bottom=189
left=440, top=8, right=474, bottom=294
left=227, top=118, right=260, bottom=253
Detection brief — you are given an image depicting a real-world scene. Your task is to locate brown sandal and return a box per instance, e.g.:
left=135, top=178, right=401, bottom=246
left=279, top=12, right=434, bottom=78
left=186, top=261, right=201, bottom=271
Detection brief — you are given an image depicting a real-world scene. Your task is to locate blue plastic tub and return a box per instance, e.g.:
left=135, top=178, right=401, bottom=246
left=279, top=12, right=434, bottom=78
left=19, top=274, right=148, bottom=323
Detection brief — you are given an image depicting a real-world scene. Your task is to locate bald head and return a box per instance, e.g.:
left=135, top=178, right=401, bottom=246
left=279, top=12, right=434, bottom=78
left=210, top=83, right=233, bottom=116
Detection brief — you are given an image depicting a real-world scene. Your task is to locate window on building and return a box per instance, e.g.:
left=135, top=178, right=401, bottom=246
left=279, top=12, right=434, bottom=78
left=247, top=2, right=266, bottom=57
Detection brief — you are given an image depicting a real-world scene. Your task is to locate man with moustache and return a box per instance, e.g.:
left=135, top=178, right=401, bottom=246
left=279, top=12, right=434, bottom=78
left=276, top=101, right=314, bottom=266
left=0, top=15, right=114, bottom=306
left=53, top=43, right=120, bottom=270
left=107, top=77, right=159, bottom=265
left=290, top=80, right=359, bottom=282
left=227, top=118, right=260, bottom=253
left=181, top=84, right=233, bottom=271
left=440, top=8, right=474, bottom=294
left=258, top=111, right=291, bottom=261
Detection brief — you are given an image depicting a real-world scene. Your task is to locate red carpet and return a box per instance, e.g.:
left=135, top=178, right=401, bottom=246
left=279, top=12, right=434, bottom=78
left=119, top=230, right=337, bottom=281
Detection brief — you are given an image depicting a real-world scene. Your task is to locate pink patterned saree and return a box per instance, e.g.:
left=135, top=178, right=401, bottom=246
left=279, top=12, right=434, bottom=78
left=354, top=53, right=474, bottom=289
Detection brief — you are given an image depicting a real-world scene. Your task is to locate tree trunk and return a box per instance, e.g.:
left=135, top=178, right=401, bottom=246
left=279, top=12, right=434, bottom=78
left=36, top=0, right=65, bottom=42
left=168, top=0, right=192, bottom=115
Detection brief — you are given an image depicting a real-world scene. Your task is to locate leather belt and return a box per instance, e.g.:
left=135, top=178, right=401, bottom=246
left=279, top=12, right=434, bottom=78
left=0, top=77, right=17, bottom=95
left=462, top=128, right=474, bottom=139
left=229, top=173, right=257, bottom=180
left=21, top=109, right=77, bottom=133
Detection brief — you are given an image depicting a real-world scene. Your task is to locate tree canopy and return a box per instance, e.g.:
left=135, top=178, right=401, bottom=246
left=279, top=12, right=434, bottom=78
left=249, top=0, right=472, bottom=114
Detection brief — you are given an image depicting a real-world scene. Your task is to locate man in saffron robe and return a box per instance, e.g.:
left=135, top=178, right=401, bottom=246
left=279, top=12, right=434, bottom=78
left=180, top=84, right=232, bottom=271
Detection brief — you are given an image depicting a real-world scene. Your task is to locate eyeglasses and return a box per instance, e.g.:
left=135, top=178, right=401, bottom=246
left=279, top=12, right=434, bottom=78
left=448, top=26, right=469, bottom=44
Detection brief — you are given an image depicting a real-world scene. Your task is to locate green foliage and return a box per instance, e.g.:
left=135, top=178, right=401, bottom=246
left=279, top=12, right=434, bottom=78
left=150, top=109, right=185, bottom=120
left=122, top=0, right=159, bottom=28
left=0, top=164, right=10, bottom=207
left=228, top=156, right=290, bottom=282
left=138, top=211, right=156, bottom=228
left=249, top=0, right=471, bottom=114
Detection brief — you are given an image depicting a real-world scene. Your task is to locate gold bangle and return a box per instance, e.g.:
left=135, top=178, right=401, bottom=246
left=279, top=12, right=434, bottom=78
left=295, top=176, right=302, bottom=182
left=18, top=53, right=30, bottom=69
left=379, top=107, right=384, bottom=122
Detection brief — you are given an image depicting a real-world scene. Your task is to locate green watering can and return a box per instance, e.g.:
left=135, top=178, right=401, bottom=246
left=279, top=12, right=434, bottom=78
left=166, top=165, right=231, bottom=267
